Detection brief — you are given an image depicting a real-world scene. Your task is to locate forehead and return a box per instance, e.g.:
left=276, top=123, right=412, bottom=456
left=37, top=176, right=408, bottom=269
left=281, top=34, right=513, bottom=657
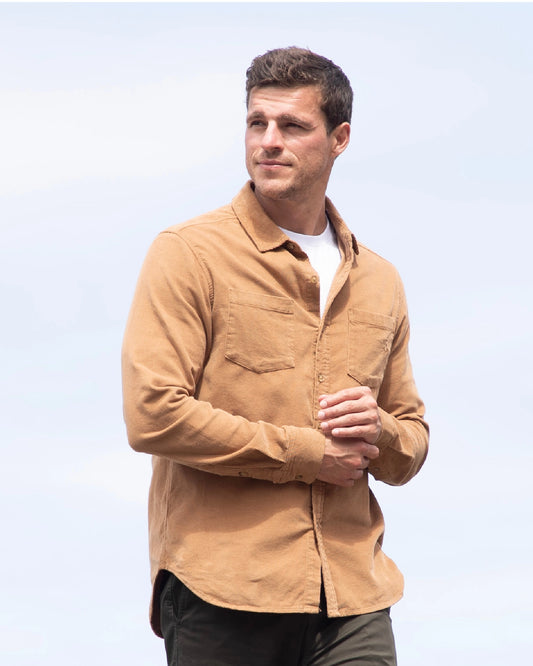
left=247, top=85, right=324, bottom=119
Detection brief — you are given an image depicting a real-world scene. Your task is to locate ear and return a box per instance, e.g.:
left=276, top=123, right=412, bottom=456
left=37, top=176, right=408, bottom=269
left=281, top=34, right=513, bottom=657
left=331, top=122, right=351, bottom=159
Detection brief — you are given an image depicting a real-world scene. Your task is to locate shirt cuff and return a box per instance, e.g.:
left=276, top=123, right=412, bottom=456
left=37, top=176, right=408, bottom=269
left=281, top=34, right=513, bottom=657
left=272, top=426, right=325, bottom=484
left=373, top=407, right=398, bottom=452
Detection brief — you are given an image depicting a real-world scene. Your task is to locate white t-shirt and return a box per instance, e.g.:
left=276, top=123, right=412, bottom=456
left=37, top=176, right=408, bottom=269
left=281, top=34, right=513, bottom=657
left=279, top=220, right=341, bottom=316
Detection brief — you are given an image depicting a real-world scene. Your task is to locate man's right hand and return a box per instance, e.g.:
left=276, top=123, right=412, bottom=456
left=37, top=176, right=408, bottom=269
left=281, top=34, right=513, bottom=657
left=316, top=436, right=380, bottom=487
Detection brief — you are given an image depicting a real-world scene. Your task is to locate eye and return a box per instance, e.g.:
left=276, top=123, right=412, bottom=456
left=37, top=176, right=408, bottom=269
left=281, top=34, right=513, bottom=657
left=286, top=121, right=308, bottom=131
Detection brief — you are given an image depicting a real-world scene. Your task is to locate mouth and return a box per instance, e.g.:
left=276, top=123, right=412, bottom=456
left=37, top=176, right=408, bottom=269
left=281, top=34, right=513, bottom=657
left=257, top=160, right=291, bottom=169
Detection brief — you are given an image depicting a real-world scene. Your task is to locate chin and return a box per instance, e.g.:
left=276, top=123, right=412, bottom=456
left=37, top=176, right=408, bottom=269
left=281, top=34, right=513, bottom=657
left=254, top=180, right=295, bottom=201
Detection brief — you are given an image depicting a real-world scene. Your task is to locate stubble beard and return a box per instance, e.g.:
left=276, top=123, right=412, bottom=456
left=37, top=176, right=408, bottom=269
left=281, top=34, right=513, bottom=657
left=256, top=181, right=298, bottom=202
left=251, top=167, right=310, bottom=204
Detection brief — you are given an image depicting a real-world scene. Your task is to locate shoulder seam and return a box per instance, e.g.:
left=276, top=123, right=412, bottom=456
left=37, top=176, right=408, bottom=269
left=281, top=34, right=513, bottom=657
left=155, top=230, right=215, bottom=306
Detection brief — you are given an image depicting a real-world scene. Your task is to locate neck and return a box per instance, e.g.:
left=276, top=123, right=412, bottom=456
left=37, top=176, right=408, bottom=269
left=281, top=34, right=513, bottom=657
left=254, top=189, right=328, bottom=236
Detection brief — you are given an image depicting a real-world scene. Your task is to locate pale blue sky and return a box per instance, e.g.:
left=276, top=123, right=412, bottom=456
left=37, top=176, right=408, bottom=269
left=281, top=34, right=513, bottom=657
left=1, top=3, right=532, bottom=664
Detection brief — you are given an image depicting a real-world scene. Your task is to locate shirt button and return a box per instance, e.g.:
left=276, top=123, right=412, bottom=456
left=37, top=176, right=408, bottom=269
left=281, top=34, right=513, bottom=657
left=238, top=471, right=249, bottom=477
left=311, top=275, right=318, bottom=284
left=295, top=474, right=303, bottom=480
left=318, top=374, right=325, bottom=383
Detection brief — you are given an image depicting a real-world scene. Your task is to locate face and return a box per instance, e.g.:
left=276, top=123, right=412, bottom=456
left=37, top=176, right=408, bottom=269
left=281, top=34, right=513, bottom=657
left=245, top=85, right=349, bottom=204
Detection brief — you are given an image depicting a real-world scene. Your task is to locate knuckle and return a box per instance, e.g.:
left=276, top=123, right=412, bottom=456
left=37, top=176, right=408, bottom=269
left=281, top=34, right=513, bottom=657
left=350, top=459, right=362, bottom=472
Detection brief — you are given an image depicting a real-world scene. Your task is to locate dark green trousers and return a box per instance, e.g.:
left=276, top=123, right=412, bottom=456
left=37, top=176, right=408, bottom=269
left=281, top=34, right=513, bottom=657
left=160, top=573, right=397, bottom=666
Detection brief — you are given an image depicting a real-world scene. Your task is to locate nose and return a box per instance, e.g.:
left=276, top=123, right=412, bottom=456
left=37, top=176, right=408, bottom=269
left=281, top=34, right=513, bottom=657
left=261, top=121, right=283, bottom=152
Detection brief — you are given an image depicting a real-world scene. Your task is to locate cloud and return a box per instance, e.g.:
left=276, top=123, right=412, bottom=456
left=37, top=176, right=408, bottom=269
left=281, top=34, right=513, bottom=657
left=0, top=74, right=243, bottom=196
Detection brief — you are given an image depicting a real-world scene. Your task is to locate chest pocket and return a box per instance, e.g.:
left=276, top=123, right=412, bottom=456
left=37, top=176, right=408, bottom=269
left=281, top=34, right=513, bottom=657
left=347, top=309, right=395, bottom=389
left=225, top=289, right=295, bottom=373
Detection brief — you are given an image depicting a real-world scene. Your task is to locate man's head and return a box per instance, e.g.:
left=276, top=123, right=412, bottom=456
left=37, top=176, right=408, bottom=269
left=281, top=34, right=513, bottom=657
left=246, top=47, right=353, bottom=134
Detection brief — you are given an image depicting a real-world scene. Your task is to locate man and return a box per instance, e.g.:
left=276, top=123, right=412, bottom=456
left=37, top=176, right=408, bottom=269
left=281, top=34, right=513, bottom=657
left=122, top=47, right=429, bottom=665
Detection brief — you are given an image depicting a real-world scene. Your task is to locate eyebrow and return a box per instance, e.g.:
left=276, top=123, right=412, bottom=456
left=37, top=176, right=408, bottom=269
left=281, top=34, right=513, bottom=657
left=246, top=111, right=314, bottom=128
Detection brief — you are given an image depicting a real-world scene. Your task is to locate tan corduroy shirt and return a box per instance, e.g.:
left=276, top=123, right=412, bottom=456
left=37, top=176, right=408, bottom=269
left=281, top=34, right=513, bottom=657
left=122, top=182, right=429, bottom=637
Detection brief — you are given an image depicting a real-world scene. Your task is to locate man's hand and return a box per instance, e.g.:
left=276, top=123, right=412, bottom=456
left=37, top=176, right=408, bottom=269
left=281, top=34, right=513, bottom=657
left=317, top=386, right=382, bottom=444
left=316, top=435, right=379, bottom=487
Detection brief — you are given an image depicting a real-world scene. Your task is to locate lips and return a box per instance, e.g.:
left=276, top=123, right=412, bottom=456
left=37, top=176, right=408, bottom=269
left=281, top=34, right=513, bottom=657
left=257, top=160, right=291, bottom=168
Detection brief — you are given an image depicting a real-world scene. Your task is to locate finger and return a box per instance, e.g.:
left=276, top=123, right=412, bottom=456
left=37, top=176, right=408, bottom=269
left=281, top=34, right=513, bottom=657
left=328, top=426, right=379, bottom=441
left=321, top=423, right=369, bottom=438
left=318, top=393, right=376, bottom=423
left=318, top=400, right=367, bottom=422
left=364, top=445, right=380, bottom=459
left=318, top=386, right=370, bottom=409
left=348, top=468, right=366, bottom=482
left=320, top=410, right=375, bottom=430
left=342, top=442, right=380, bottom=460
left=326, top=427, right=381, bottom=446
left=320, top=421, right=380, bottom=443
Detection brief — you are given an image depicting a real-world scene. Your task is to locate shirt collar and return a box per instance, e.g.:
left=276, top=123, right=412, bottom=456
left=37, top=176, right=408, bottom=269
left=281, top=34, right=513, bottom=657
left=325, top=198, right=359, bottom=257
left=231, top=181, right=359, bottom=258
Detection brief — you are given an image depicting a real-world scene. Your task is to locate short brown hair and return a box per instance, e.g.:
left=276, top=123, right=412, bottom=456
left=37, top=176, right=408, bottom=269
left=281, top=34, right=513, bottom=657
left=246, top=47, right=353, bottom=133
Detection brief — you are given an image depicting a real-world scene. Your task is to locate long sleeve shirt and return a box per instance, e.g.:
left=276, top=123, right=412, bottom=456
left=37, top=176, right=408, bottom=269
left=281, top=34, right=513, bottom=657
left=121, top=182, right=429, bottom=637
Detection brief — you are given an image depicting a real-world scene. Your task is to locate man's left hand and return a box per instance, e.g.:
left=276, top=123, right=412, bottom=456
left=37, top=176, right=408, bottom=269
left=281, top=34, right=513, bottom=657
left=317, top=386, right=382, bottom=444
